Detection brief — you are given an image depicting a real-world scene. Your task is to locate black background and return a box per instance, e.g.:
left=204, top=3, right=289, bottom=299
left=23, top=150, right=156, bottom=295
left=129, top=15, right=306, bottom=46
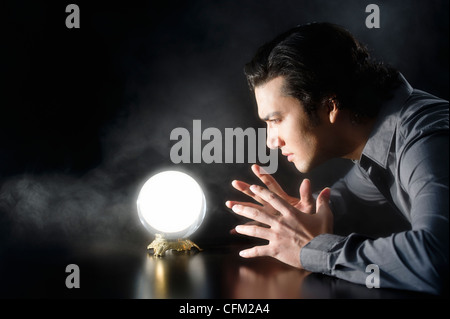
left=0, top=1, right=448, bottom=257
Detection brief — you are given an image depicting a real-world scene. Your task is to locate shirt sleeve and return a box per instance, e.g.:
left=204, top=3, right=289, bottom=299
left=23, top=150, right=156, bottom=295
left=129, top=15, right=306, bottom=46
left=327, top=164, right=388, bottom=226
left=300, top=132, right=449, bottom=295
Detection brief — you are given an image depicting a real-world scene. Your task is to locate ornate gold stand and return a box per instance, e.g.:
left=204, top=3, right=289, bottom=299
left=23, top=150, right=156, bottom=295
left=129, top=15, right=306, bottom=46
left=147, top=234, right=203, bottom=256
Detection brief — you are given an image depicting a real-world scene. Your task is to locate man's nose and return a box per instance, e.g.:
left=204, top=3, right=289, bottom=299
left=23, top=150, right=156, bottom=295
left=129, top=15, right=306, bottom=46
left=266, top=127, right=284, bottom=149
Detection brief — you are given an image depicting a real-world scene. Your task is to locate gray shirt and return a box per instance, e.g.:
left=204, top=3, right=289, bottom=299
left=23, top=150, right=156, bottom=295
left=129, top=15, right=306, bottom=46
left=300, top=74, right=449, bottom=295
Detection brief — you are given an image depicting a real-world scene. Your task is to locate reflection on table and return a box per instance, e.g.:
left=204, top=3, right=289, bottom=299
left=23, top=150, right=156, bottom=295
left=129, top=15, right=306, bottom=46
left=0, top=243, right=439, bottom=298
left=132, top=245, right=435, bottom=299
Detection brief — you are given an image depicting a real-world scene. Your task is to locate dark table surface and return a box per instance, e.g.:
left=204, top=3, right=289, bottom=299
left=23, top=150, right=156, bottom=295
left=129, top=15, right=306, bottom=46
left=0, top=241, right=441, bottom=300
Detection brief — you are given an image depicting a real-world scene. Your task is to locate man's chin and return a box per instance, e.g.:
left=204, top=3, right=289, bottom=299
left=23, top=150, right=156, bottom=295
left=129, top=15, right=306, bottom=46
left=293, top=161, right=311, bottom=174
left=293, top=158, right=323, bottom=174
left=294, top=157, right=330, bottom=173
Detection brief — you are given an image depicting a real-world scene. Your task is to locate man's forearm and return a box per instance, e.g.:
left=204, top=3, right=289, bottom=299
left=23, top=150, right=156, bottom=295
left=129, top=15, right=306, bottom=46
left=300, top=230, right=446, bottom=295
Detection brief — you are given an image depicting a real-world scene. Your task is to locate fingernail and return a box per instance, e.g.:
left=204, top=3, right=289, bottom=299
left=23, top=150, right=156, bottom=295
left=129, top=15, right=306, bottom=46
left=249, top=185, right=258, bottom=192
left=232, top=205, right=241, bottom=213
left=259, top=166, right=268, bottom=175
left=321, top=188, right=331, bottom=200
left=239, top=250, right=247, bottom=257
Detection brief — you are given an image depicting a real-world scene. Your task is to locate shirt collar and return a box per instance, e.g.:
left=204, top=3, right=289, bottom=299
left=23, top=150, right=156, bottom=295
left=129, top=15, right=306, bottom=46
left=360, top=73, right=413, bottom=169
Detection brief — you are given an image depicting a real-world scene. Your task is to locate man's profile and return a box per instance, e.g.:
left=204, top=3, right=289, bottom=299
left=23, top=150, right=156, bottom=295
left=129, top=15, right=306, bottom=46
left=226, top=22, right=449, bottom=295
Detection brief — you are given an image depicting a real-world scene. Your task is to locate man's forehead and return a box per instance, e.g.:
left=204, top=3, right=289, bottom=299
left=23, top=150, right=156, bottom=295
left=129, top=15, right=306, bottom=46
left=255, top=77, right=286, bottom=119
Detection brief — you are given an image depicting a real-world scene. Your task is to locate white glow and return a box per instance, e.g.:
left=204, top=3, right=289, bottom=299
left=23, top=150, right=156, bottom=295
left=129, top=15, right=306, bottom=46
left=137, top=170, right=206, bottom=239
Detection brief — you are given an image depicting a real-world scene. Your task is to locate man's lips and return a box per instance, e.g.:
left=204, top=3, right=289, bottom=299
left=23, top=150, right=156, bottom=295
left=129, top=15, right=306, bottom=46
left=283, top=153, right=294, bottom=162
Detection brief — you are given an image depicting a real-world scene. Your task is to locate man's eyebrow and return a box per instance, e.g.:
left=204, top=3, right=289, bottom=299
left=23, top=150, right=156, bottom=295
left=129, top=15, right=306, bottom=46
left=261, top=111, right=281, bottom=121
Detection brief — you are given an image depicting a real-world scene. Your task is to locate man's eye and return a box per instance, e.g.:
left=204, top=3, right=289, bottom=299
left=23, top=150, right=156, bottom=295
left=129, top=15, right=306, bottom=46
left=269, top=119, right=281, bottom=124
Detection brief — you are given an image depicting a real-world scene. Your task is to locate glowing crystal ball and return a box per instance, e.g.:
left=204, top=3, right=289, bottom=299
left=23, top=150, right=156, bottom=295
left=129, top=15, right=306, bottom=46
left=137, top=170, right=206, bottom=239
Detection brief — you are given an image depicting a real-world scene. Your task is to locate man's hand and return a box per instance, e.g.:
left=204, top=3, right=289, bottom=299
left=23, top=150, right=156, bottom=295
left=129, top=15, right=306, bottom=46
left=226, top=165, right=333, bottom=269
left=227, top=164, right=316, bottom=215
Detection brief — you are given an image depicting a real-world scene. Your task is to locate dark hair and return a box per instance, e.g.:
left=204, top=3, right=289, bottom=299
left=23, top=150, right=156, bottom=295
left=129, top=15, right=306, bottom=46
left=244, top=22, right=400, bottom=123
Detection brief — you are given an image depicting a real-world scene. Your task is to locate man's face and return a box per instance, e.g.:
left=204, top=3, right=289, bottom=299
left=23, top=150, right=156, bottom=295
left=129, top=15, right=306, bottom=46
left=254, top=76, right=332, bottom=173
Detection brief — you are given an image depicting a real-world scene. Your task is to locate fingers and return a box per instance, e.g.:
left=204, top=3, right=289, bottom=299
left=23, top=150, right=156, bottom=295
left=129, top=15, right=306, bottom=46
left=230, top=164, right=290, bottom=206
left=235, top=224, right=272, bottom=241
left=315, top=187, right=333, bottom=233
left=231, top=180, right=267, bottom=205
left=315, top=187, right=331, bottom=215
left=252, top=164, right=288, bottom=197
left=249, top=184, right=292, bottom=216
left=225, top=200, right=261, bottom=210
left=229, top=220, right=268, bottom=235
left=231, top=204, right=277, bottom=226
left=299, top=178, right=315, bottom=206
left=238, top=245, right=272, bottom=258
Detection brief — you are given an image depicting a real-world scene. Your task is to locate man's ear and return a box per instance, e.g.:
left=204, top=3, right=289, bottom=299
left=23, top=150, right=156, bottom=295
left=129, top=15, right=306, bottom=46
left=327, top=96, right=339, bottom=124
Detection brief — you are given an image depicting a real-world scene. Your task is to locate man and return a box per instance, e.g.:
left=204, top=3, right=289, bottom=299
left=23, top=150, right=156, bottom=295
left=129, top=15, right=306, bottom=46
left=225, top=23, right=448, bottom=295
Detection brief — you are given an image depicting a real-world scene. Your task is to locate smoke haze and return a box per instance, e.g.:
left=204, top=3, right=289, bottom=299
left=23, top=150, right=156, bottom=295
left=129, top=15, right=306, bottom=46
left=0, top=0, right=448, bottom=252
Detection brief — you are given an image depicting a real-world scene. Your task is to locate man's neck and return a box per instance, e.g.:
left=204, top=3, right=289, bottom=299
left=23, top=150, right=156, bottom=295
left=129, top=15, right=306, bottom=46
left=341, top=117, right=377, bottom=161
